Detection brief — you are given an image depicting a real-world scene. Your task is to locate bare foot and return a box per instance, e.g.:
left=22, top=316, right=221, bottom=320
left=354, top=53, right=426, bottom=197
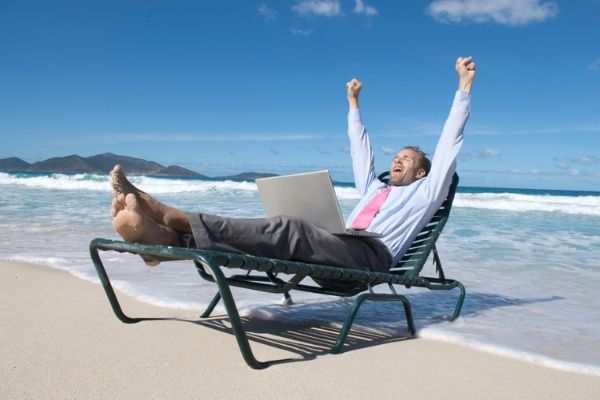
left=111, top=194, right=125, bottom=217
left=110, top=165, right=191, bottom=232
left=112, top=193, right=181, bottom=249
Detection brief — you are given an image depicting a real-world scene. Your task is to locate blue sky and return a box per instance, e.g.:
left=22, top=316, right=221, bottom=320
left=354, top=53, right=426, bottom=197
left=1, top=0, right=599, bottom=190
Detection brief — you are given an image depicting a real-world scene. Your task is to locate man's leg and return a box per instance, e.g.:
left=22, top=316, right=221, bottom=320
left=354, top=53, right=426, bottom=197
left=188, top=213, right=391, bottom=273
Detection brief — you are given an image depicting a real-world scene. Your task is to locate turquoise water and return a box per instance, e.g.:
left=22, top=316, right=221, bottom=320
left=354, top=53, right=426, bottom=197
left=1, top=172, right=599, bottom=375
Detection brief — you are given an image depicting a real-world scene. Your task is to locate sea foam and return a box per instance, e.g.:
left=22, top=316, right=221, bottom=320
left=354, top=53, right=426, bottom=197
left=0, top=172, right=110, bottom=191
left=2, top=172, right=598, bottom=216
left=455, top=192, right=600, bottom=216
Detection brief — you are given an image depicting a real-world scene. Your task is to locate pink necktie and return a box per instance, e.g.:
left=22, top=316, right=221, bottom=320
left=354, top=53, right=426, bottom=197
left=351, top=187, right=391, bottom=230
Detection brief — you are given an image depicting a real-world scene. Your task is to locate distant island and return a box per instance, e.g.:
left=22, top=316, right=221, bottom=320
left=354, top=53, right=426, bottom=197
left=0, top=153, right=278, bottom=182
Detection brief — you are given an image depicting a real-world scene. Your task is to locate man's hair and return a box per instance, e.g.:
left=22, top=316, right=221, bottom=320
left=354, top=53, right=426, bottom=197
left=402, top=146, right=431, bottom=176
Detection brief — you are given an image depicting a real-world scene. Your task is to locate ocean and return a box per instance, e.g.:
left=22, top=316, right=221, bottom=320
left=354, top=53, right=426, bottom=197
left=1, top=171, right=599, bottom=375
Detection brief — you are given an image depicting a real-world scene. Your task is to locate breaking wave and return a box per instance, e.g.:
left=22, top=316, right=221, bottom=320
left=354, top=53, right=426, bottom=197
left=1, top=172, right=598, bottom=216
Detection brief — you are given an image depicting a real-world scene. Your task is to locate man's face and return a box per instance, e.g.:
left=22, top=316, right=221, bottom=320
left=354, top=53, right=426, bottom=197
left=388, top=149, right=426, bottom=186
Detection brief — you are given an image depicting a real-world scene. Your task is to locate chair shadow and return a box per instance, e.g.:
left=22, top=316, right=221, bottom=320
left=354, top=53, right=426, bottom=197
left=191, top=315, right=413, bottom=366
left=124, top=289, right=563, bottom=367
left=195, top=290, right=564, bottom=365
left=123, top=310, right=413, bottom=366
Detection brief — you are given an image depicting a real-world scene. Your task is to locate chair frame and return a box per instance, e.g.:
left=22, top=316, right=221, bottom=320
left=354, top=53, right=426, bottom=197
left=89, top=174, right=465, bottom=369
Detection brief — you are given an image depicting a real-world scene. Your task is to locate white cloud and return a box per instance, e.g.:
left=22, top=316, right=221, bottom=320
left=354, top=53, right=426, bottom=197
left=461, top=147, right=501, bottom=160
left=482, top=147, right=500, bottom=157
left=94, top=133, right=322, bottom=143
left=375, top=119, right=594, bottom=142
left=426, top=0, right=559, bottom=26
left=467, top=125, right=600, bottom=137
left=381, top=146, right=397, bottom=156
left=470, top=129, right=499, bottom=136
left=569, top=155, right=600, bottom=165
left=508, top=168, right=543, bottom=175
left=354, top=0, right=378, bottom=16
left=555, top=156, right=600, bottom=174
left=290, top=27, right=314, bottom=36
left=292, top=0, right=342, bottom=17
left=258, top=3, right=278, bottom=23
left=587, top=59, right=600, bottom=72
left=462, top=167, right=600, bottom=182
left=509, top=126, right=600, bottom=135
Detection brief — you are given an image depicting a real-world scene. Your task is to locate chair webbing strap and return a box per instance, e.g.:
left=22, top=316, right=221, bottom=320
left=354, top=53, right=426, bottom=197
left=432, top=245, right=446, bottom=282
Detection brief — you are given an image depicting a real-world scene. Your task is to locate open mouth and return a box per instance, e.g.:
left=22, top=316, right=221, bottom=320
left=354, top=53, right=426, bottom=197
left=392, top=166, right=403, bottom=173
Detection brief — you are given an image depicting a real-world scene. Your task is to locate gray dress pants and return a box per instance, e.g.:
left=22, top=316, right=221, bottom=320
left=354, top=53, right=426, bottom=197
left=187, top=213, right=392, bottom=287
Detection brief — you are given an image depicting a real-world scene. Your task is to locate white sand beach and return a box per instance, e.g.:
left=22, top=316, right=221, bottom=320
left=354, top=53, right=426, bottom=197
left=2, top=260, right=600, bottom=400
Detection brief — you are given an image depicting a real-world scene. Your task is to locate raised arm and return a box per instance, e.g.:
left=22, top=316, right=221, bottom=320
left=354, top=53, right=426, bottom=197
left=425, top=56, right=476, bottom=199
left=347, top=78, right=377, bottom=196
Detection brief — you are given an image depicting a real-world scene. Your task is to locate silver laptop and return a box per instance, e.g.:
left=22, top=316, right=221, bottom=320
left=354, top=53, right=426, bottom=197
left=255, top=170, right=382, bottom=238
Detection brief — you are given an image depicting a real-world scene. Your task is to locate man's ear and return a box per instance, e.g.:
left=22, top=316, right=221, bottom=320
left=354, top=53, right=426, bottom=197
left=416, top=168, right=426, bottom=179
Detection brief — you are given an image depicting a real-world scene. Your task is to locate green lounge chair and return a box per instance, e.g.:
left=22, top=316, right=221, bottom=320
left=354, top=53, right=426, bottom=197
left=89, top=173, right=464, bottom=369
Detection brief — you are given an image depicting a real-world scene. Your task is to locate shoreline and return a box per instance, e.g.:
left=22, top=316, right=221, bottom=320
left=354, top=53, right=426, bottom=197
left=8, top=256, right=600, bottom=378
left=2, top=259, right=600, bottom=399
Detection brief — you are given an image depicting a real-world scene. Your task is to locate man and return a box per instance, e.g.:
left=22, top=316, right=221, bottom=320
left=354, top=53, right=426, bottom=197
left=111, top=56, right=475, bottom=279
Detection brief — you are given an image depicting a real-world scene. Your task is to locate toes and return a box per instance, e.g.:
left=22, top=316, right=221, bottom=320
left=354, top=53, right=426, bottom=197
left=112, top=193, right=126, bottom=217
left=110, top=165, right=127, bottom=194
left=124, top=193, right=140, bottom=211
left=111, top=196, right=125, bottom=217
left=110, top=173, right=122, bottom=193
left=110, top=164, right=122, bottom=176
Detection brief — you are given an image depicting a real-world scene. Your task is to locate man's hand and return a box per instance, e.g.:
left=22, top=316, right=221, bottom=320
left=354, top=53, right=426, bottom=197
left=347, top=78, right=362, bottom=109
left=456, top=56, right=476, bottom=94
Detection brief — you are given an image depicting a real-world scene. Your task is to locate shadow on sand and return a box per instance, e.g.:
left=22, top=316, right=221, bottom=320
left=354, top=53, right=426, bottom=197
left=127, top=289, right=563, bottom=366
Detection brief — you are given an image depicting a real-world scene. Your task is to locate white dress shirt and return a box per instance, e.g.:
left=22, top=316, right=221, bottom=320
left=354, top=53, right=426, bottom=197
left=346, top=90, right=470, bottom=266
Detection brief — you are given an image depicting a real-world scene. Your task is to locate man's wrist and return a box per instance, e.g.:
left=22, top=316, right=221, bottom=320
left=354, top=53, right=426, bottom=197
left=348, top=96, right=359, bottom=109
left=458, top=80, right=473, bottom=94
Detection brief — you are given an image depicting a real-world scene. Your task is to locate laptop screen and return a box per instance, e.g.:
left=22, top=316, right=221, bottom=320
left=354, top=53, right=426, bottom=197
left=255, top=170, right=347, bottom=233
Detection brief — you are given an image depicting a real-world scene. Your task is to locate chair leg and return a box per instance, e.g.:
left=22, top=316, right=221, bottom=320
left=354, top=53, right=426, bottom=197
left=451, top=281, right=466, bottom=321
left=200, top=292, right=222, bottom=318
left=330, top=293, right=415, bottom=354
left=194, top=256, right=270, bottom=370
left=331, top=293, right=369, bottom=354
left=89, top=244, right=142, bottom=324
